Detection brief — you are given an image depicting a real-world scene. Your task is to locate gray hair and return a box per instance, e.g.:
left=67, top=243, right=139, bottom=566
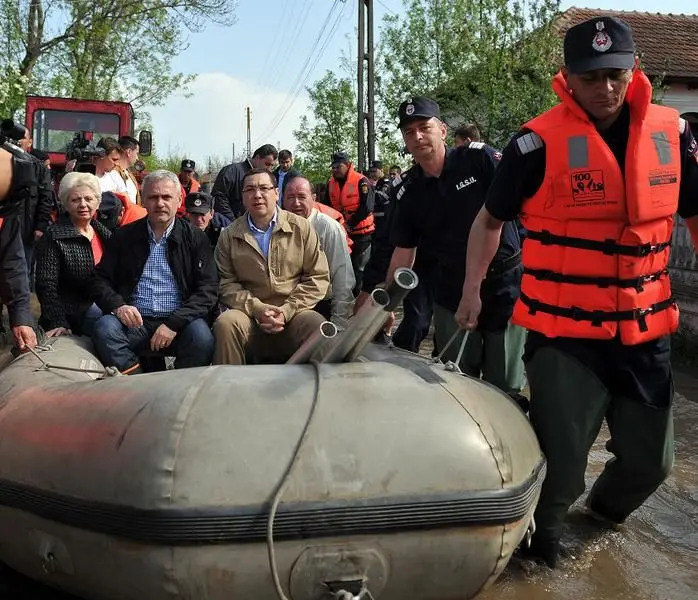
left=142, top=170, right=181, bottom=197
left=57, top=172, right=101, bottom=208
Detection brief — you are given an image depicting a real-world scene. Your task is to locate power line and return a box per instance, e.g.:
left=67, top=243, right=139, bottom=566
left=264, top=0, right=314, bottom=90
left=257, top=0, right=341, bottom=141
left=257, top=0, right=349, bottom=144
left=375, top=0, right=397, bottom=17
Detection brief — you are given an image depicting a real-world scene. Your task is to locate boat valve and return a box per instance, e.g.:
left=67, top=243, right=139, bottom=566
left=41, top=551, right=57, bottom=575
left=524, top=516, right=537, bottom=549
left=324, top=578, right=372, bottom=600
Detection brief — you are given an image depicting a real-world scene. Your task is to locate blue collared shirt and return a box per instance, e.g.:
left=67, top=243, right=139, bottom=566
left=247, top=211, right=278, bottom=259
left=132, top=219, right=182, bottom=317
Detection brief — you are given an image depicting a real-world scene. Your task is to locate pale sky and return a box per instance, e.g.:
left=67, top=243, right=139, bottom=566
left=146, top=0, right=697, bottom=166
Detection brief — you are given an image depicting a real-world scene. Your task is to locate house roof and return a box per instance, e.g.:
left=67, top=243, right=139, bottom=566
left=558, top=8, right=698, bottom=80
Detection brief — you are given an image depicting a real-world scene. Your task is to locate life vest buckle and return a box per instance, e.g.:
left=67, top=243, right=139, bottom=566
left=537, top=230, right=553, bottom=245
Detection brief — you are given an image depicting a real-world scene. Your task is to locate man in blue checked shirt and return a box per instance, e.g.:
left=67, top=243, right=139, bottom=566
left=91, top=170, right=218, bottom=374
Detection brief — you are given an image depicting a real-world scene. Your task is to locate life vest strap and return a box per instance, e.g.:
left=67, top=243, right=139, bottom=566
left=526, top=229, right=671, bottom=257
left=524, top=267, right=668, bottom=292
left=520, top=293, right=677, bottom=332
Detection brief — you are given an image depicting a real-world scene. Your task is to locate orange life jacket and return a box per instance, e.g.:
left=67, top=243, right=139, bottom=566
left=314, top=201, right=353, bottom=253
left=114, top=192, right=147, bottom=226
left=328, top=166, right=375, bottom=236
left=514, top=70, right=681, bottom=346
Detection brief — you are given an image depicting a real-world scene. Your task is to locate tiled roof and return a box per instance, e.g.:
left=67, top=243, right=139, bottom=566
left=558, top=8, right=698, bottom=79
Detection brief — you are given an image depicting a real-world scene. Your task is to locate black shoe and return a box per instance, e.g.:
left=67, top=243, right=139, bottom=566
left=515, top=533, right=560, bottom=568
left=373, top=331, right=392, bottom=346
left=509, top=392, right=530, bottom=414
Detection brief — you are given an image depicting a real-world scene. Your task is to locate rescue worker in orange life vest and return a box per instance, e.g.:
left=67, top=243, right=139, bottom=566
left=0, top=143, right=38, bottom=352
left=179, top=159, right=200, bottom=195
left=326, top=151, right=375, bottom=295
left=458, top=17, right=698, bottom=568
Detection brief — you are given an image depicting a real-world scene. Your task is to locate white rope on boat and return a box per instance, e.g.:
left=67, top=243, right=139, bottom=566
left=27, top=345, right=122, bottom=378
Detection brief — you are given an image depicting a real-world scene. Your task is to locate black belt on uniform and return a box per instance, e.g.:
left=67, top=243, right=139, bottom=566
left=520, top=292, right=677, bottom=332
left=526, top=229, right=671, bottom=257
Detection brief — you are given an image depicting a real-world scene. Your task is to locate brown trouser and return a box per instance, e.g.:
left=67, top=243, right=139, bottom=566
left=213, top=309, right=325, bottom=365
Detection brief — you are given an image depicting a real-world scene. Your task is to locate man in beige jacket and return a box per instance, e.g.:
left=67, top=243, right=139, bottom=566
left=213, top=168, right=330, bottom=364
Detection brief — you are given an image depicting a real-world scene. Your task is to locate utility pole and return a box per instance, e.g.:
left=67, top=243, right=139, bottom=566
left=366, top=0, right=375, bottom=168
left=357, top=0, right=375, bottom=173
left=232, top=143, right=235, bottom=162
left=357, top=0, right=365, bottom=173
left=246, top=107, right=252, bottom=157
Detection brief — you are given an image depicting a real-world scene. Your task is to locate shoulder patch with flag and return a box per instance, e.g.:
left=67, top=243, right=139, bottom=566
left=360, top=180, right=369, bottom=194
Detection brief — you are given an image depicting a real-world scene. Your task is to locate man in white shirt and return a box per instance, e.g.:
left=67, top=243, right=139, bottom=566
left=95, top=137, right=128, bottom=196
left=117, top=136, right=140, bottom=204
left=283, top=175, right=354, bottom=322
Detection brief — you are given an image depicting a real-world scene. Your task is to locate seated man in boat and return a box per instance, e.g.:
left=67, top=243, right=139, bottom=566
left=184, top=191, right=231, bottom=249
left=0, top=145, right=36, bottom=351
left=282, top=175, right=354, bottom=324
left=95, top=190, right=147, bottom=231
left=213, top=167, right=330, bottom=365
left=91, top=170, right=218, bottom=374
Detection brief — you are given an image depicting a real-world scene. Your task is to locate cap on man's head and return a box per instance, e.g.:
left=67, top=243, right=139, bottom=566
left=371, top=160, right=383, bottom=170
left=564, top=17, right=636, bottom=74
left=330, top=151, right=350, bottom=167
left=398, top=96, right=441, bottom=128
left=185, top=191, right=214, bottom=215
left=180, top=159, right=195, bottom=172
left=97, top=191, right=123, bottom=228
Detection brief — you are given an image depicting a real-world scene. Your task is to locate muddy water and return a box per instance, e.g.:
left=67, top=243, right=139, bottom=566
left=478, top=370, right=698, bottom=600
left=1, top=369, right=697, bottom=600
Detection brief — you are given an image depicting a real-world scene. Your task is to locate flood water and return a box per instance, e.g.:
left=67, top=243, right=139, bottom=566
left=1, top=367, right=696, bottom=600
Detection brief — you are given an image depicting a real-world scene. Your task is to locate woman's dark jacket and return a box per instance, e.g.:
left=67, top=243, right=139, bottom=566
left=35, top=217, right=111, bottom=332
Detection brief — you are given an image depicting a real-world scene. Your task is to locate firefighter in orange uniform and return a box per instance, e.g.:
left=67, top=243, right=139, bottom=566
left=457, top=17, right=698, bottom=567
left=177, top=159, right=200, bottom=217
left=327, top=151, right=374, bottom=294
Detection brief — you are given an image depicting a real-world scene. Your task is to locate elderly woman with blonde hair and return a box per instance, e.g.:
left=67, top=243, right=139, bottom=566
left=35, top=172, right=111, bottom=337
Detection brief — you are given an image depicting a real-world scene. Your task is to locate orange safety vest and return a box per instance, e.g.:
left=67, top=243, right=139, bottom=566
left=328, top=165, right=375, bottom=236
left=514, top=70, right=681, bottom=346
left=314, top=201, right=353, bottom=253
left=114, top=192, right=147, bottom=226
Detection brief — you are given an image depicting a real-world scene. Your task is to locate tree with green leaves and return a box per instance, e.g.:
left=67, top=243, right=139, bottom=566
left=293, top=71, right=358, bottom=183
left=0, top=0, right=236, bottom=118
left=378, top=0, right=561, bottom=148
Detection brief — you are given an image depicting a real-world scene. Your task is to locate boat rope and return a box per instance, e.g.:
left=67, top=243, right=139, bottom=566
left=433, top=328, right=470, bottom=373
left=267, top=359, right=323, bottom=600
left=27, top=345, right=122, bottom=378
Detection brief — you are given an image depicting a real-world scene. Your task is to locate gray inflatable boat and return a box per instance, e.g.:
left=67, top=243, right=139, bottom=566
left=0, top=270, right=545, bottom=600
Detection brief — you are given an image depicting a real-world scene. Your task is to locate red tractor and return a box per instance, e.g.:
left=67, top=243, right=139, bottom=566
left=24, top=95, right=151, bottom=180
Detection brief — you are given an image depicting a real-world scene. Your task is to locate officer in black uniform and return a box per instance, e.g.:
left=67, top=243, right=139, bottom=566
left=459, top=18, right=698, bottom=568
left=384, top=96, right=526, bottom=394
left=0, top=139, right=37, bottom=351
left=184, top=191, right=231, bottom=248
left=0, top=120, right=54, bottom=283
left=359, top=163, right=436, bottom=353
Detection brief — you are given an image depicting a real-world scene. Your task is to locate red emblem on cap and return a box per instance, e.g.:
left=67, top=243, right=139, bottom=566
left=592, top=21, right=612, bottom=53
